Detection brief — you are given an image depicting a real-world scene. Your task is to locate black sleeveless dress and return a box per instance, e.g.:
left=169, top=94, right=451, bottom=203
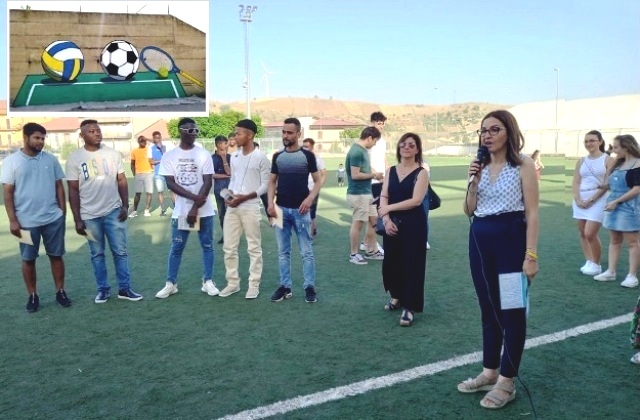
left=382, top=166, right=427, bottom=312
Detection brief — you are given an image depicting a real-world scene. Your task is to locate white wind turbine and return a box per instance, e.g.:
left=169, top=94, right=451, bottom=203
left=260, top=61, right=278, bottom=98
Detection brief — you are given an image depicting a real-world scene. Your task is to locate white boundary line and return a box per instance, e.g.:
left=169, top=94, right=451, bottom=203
left=220, top=314, right=631, bottom=420
left=25, top=79, right=180, bottom=106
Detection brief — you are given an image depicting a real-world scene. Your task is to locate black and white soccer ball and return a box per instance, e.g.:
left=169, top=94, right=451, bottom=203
left=99, top=40, right=140, bottom=81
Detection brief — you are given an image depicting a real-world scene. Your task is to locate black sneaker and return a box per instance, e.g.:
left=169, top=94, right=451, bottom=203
left=270, top=286, right=292, bottom=302
left=304, top=287, right=317, bottom=303
left=160, top=210, right=167, bottom=217
left=56, top=290, right=72, bottom=307
left=118, top=289, right=143, bottom=301
left=26, top=293, right=39, bottom=312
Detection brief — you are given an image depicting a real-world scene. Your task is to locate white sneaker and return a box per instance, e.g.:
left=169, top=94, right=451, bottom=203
left=582, top=261, right=602, bottom=276
left=128, top=211, right=138, bottom=218
left=579, top=260, right=591, bottom=273
left=359, top=241, right=384, bottom=254
left=155, top=281, right=178, bottom=298
left=364, top=250, right=384, bottom=260
left=144, top=209, right=151, bottom=217
left=426, top=242, right=431, bottom=250
left=594, top=270, right=616, bottom=282
left=245, top=287, right=260, bottom=299
left=620, top=274, right=639, bottom=288
left=349, top=253, right=368, bottom=265
left=201, top=279, right=220, bottom=296
left=218, top=285, right=240, bottom=297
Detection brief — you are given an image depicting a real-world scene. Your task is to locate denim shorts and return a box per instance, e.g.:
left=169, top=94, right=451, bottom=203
left=19, top=215, right=66, bottom=261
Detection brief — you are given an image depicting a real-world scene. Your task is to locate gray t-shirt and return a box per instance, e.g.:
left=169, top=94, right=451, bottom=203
left=0, top=150, right=64, bottom=228
left=66, top=145, right=125, bottom=219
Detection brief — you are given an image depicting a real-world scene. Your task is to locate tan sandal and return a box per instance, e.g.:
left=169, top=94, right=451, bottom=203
left=457, top=373, right=498, bottom=393
left=480, top=381, right=516, bottom=409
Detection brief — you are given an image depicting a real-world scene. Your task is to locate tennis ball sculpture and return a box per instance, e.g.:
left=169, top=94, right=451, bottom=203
left=158, top=66, right=169, bottom=79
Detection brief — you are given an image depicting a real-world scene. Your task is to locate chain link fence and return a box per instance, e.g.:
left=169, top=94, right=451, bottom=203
left=9, top=129, right=640, bottom=165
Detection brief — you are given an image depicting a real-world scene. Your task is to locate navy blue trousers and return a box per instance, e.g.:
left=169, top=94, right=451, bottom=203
left=469, top=211, right=527, bottom=378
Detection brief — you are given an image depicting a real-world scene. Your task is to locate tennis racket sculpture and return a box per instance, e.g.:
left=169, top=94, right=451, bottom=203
left=140, top=46, right=204, bottom=88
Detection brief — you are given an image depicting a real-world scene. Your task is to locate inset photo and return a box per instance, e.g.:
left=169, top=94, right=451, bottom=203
left=8, top=0, right=208, bottom=114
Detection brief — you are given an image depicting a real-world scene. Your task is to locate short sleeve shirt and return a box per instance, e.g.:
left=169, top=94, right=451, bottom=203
left=148, top=144, right=166, bottom=176
left=211, top=152, right=231, bottom=194
left=159, top=146, right=216, bottom=218
left=345, top=143, right=372, bottom=195
left=271, top=148, right=318, bottom=208
left=0, top=150, right=64, bottom=228
left=65, top=145, right=125, bottom=219
left=131, top=147, right=152, bottom=174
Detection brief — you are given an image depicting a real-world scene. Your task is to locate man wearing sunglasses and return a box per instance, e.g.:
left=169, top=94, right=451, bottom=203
left=155, top=118, right=219, bottom=299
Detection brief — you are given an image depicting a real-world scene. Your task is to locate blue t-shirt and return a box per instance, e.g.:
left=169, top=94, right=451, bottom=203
left=271, top=148, right=318, bottom=208
left=150, top=144, right=166, bottom=176
left=0, top=150, right=64, bottom=228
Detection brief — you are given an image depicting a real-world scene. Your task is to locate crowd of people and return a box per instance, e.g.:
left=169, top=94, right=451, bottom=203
left=2, top=109, right=638, bottom=412
left=571, top=130, right=640, bottom=367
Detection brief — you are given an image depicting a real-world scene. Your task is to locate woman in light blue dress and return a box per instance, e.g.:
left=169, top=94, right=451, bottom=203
left=594, top=135, right=640, bottom=288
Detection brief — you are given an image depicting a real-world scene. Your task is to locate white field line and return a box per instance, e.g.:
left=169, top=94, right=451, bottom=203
left=26, top=79, right=179, bottom=106
left=220, top=314, right=631, bottom=420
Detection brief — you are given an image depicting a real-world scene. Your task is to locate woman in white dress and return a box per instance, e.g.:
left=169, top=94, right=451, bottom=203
left=572, top=131, right=612, bottom=275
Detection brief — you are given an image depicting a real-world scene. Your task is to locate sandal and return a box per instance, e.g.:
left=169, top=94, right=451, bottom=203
left=631, top=352, right=640, bottom=364
left=457, top=373, right=498, bottom=393
left=399, top=310, right=414, bottom=326
left=384, top=300, right=399, bottom=311
left=480, top=381, right=516, bottom=409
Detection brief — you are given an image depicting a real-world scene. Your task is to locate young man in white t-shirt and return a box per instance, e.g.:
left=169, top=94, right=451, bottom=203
left=155, top=118, right=219, bottom=299
left=302, top=138, right=326, bottom=240
left=361, top=111, right=389, bottom=254
left=218, top=119, right=270, bottom=299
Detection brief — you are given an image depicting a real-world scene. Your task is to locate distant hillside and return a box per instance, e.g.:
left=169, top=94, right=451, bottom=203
left=210, top=97, right=507, bottom=142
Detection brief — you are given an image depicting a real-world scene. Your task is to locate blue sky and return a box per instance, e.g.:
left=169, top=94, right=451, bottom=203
left=2, top=0, right=640, bottom=106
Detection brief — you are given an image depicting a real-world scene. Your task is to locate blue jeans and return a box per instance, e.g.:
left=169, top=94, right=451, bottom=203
left=167, top=216, right=214, bottom=283
left=275, top=207, right=315, bottom=289
left=84, top=207, right=131, bottom=292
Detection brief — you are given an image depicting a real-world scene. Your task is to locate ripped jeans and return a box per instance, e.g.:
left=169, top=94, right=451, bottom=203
left=166, top=216, right=214, bottom=283
left=274, top=207, right=316, bottom=289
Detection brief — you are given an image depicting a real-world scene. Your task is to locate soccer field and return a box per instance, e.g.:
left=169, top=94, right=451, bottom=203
left=0, top=157, right=638, bottom=419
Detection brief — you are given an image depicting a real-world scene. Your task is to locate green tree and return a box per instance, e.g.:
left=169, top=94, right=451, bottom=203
left=339, top=127, right=363, bottom=139
left=168, top=111, right=264, bottom=139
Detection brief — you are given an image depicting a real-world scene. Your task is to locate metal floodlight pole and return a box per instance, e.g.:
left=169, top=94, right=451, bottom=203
left=434, top=87, right=439, bottom=156
left=554, top=68, right=559, bottom=155
left=239, top=5, right=257, bottom=119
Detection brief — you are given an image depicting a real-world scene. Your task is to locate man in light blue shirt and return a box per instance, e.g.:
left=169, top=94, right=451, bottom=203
left=1, top=122, right=70, bottom=312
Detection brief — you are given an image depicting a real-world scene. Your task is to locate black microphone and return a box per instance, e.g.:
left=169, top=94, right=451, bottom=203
left=468, top=145, right=489, bottom=183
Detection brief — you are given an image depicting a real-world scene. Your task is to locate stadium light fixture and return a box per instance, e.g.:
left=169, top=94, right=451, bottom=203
left=239, top=5, right=258, bottom=119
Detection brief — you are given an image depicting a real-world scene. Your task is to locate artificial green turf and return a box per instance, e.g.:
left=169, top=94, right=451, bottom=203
left=0, top=157, right=638, bottom=418
left=12, top=72, right=185, bottom=107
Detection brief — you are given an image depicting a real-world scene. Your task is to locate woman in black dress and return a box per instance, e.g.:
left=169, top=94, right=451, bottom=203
left=377, top=133, right=430, bottom=326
